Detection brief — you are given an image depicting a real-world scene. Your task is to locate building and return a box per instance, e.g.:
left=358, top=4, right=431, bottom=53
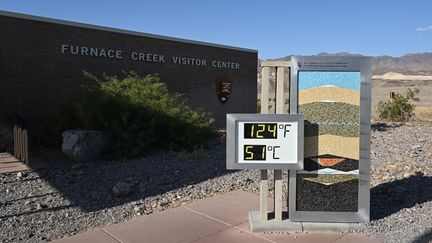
left=0, top=11, right=257, bottom=128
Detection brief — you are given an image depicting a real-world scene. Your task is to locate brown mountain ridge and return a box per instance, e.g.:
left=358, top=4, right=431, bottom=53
left=263, top=52, right=432, bottom=75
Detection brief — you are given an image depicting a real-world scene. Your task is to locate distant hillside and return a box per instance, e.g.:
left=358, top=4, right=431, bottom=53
left=373, top=53, right=432, bottom=75
left=264, top=52, right=432, bottom=75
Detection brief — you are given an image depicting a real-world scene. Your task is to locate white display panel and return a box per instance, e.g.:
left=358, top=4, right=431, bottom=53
left=236, top=122, right=298, bottom=164
left=226, top=114, right=304, bottom=170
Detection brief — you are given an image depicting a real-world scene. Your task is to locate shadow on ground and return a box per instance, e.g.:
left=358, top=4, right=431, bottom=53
left=371, top=173, right=432, bottom=220
left=1, top=143, right=233, bottom=218
left=412, top=228, right=432, bottom=243
left=371, top=122, right=404, bottom=132
left=4, top=146, right=432, bottom=225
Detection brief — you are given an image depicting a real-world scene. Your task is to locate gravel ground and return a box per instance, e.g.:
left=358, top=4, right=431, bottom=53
left=1, top=122, right=432, bottom=242
left=356, top=122, right=432, bottom=243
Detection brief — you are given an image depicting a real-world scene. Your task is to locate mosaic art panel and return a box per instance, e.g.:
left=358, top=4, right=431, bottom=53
left=297, top=71, right=360, bottom=212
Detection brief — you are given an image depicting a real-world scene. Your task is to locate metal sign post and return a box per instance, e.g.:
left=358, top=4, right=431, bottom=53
left=261, top=61, right=291, bottom=221
left=226, top=56, right=371, bottom=232
left=227, top=61, right=300, bottom=223
left=226, top=113, right=303, bottom=222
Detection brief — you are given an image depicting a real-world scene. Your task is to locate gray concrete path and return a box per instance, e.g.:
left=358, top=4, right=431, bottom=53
left=53, top=190, right=380, bottom=243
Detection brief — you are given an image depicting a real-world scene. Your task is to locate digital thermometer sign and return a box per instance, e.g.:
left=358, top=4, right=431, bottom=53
left=226, top=114, right=304, bottom=170
left=243, top=123, right=277, bottom=139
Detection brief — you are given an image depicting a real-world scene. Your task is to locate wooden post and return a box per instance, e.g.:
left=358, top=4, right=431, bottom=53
left=274, top=66, right=285, bottom=220
left=12, top=126, right=29, bottom=164
left=260, top=170, right=269, bottom=220
left=17, top=128, right=22, bottom=159
left=13, top=126, right=17, bottom=157
left=261, top=67, right=270, bottom=115
left=276, top=67, right=285, bottom=114
left=274, top=170, right=283, bottom=220
left=23, top=130, right=28, bottom=164
left=260, top=62, right=291, bottom=221
left=260, top=66, right=270, bottom=220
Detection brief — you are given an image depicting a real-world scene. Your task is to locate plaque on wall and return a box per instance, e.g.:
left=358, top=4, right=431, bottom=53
left=215, top=75, right=232, bottom=104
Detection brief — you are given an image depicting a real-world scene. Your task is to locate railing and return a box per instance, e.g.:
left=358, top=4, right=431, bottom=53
left=13, top=126, right=29, bottom=164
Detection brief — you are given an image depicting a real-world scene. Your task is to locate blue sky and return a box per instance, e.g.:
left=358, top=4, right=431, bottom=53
left=1, top=0, right=431, bottom=59
left=298, top=72, right=360, bottom=90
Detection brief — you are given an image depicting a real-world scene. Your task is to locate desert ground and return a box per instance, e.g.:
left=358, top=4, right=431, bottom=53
left=1, top=72, right=431, bottom=242
left=2, top=122, right=432, bottom=243
left=371, top=76, right=432, bottom=121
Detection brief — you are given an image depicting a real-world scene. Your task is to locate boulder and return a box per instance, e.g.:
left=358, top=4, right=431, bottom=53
left=112, top=177, right=138, bottom=197
left=112, top=181, right=132, bottom=197
left=62, top=130, right=111, bottom=162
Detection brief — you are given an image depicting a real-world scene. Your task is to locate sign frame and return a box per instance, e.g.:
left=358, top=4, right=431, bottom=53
left=288, top=56, right=372, bottom=223
left=226, top=113, right=304, bottom=170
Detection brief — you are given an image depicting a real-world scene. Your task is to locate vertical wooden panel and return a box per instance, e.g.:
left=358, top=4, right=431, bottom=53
left=17, top=128, right=22, bottom=159
left=276, top=67, right=285, bottom=114
left=261, top=66, right=270, bottom=114
left=13, top=126, right=17, bottom=157
left=274, top=66, right=285, bottom=220
left=260, top=170, right=269, bottom=220
left=260, top=65, right=271, bottom=221
left=23, top=130, right=28, bottom=164
left=274, top=170, right=283, bottom=220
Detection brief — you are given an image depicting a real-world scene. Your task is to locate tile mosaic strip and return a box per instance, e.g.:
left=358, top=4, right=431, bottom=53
left=304, top=135, right=359, bottom=160
left=311, top=157, right=345, bottom=166
left=298, top=86, right=360, bottom=106
left=296, top=175, right=359, bottom=212
left=301, top=168, right=359, bottom=175
left=298, top=72, right=361, bottom=90
left=304, top=157, right=359, bottom=172
left=304, top=121, right=359, bottom=137
left=299, top=102, right=359, bottom=125
left=297, top=70, right=361, bottom=214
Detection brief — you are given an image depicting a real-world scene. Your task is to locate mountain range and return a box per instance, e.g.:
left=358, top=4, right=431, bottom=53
left=266, top=52, right=432, bottom=75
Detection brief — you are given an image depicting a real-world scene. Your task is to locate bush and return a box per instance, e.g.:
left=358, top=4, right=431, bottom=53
left=36, top=72, right=215, bottom=158
left=376, top=88, right=420, bottom=122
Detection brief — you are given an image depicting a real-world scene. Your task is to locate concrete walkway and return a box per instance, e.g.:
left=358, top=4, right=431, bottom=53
left=54, top=190, right=380, bottom=243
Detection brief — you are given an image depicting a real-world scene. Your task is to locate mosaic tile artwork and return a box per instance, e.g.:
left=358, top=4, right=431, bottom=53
left=296, top=174, right=358, bottom=212
left=297, top=71, right=360, bottom=212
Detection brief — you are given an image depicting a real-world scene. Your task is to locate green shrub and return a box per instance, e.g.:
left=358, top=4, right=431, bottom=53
left=36, top=72, right=215, bottom=158
left=376, top=88, right=420, bottom=122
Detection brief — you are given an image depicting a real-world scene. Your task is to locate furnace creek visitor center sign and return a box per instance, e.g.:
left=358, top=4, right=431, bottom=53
left=0, top=11, right=257, bottom=127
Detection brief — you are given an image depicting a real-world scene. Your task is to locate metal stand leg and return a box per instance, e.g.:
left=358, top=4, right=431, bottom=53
left=260, top=170, right=268, bottom=220
left=274, top=169, right=283, bottom=220
left=287, top=169, right=290, bottom=218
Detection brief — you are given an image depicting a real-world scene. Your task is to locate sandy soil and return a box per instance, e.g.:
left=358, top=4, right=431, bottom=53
left=372, top=72, right=432, bottom=81
left=371, top=78, right=432, bottom=121
left=304, top=135, right=359, bottom=159
left=298, top=86, right=359, bottom=105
